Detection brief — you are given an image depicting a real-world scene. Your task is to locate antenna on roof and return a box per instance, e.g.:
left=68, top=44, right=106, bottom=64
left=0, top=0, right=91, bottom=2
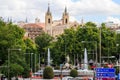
left=25, top=17, right=28, bottom=23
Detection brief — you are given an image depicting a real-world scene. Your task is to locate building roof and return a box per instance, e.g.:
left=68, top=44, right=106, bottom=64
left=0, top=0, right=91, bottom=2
left=23, top=23, right=45, bottom=29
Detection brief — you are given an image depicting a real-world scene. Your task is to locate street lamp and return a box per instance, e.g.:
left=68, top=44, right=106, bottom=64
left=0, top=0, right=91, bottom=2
left=116, top=43, right=120, bottom=73
left=24, top=53, right=34, bottom=72
left=99, top=27, right=101, bottom=67
left=8, top=48, right=21, bottom=80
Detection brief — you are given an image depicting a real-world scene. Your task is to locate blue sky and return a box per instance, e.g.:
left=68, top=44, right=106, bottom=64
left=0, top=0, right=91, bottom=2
left=0, top=0, right=120, bottom=24
left=113, top=0, right=120, bottom=4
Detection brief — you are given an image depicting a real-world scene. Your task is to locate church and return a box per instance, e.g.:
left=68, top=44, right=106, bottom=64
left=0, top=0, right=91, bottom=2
left=45, top=4, right=79, bottom=37
left=18, top=4, right=80, bottom=40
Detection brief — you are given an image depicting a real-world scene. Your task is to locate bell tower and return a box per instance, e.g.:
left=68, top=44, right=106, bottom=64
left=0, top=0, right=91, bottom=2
left=45, top=3, right=53, bottom=36
left=62, top=6, right=69, bottom=25
left=45, top=3, right=52, bottom=28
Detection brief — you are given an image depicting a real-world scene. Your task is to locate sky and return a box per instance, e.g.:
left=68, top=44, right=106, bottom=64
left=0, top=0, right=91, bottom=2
left=0, top=0, right=120, bottom=24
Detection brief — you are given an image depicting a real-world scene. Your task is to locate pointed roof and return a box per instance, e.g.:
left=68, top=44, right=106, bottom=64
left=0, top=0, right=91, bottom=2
left=47, top=3, right=51, bottom=15
left=25, top=17, right=28, bottom=23
left=63, top=6, right=68, bottom=15
left=65, top=6, right=67, bottom=13
left=47, top=3, right=50, bottom=13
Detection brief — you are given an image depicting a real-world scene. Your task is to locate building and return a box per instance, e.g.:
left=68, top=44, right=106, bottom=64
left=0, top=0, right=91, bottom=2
left=23, top=23, right=44, bottom=40
left=18, top=4, right=81, bottom=40
left=45, top=4, right=79, bottom=37
left=18, top=18, right=45, bottom=40
left=105, top=21, right=120, bottom=31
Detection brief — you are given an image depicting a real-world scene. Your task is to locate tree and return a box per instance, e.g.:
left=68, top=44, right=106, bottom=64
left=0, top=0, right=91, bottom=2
left=35, top=32, right=53, bottom=65
left=100, top=23, right=116, bottom=62
left=24, top=38, right=37, bottom=72
left=0, top=20, right=30, bottom=78
left=1, top=63, right=24, bottom=80
left=43, top=66, right=54, bottom=79
left=52, top=22, right=99, bottom=65
left=0, top=20, right=25, bottom=65
left=52, top=21, right=117, bottom=66
left=24, top=38, right=37, bottom=53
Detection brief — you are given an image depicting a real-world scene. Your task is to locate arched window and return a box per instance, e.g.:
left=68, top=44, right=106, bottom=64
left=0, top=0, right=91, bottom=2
left=65, top=19, right=67, bottom=24
left=48, top=18, right=50, bottom=23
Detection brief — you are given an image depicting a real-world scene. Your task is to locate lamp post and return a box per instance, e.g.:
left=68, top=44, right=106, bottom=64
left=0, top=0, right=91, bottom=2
left=8, top=48, right=21, bottom=80
left=34, top=54, right=36, bottom=72
left=100, top=27, right=101, bottom=67
left=39, top=53, right=41, bottom=69
left=116, top=43, right=120, bottom=73
left=24, top=53, right=34, bottom=72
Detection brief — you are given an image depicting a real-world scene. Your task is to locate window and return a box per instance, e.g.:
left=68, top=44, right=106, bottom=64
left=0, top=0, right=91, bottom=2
left=65, top=19, right=67, bottom=24
left=48, top=18, right=51, bottom=23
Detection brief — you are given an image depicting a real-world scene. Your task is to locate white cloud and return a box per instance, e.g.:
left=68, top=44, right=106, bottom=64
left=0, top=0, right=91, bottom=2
left=69, top=16, right=77, bottom=22
left=106, top=17, right=120, bottom=25
left=69, top=0, right=120, bottom=16
left=0, top=0, right=120, bottom=23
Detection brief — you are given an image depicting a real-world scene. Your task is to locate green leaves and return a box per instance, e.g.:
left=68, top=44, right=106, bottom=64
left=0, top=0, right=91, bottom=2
left=43, top=66, right=54, bottom=79
left=0, top=20, right=30, bottom=78
left=52, top=22, right=117, bottom=65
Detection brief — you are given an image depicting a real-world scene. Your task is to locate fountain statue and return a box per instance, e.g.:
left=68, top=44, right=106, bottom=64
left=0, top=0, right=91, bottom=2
left=63, top=55, right=73, bottom=69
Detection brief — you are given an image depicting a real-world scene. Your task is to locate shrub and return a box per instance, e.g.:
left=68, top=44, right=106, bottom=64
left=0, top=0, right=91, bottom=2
left=43, top=66, right=54, bottom=79
left=70, top=69, right=78, bottom=77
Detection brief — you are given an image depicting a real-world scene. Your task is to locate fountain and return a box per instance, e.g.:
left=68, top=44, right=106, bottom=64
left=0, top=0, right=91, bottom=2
left=47, top=48, right=50, bottom=66
left=84, top=48, right=88, bottom=70
left=34, top=48, right=94, bottom=79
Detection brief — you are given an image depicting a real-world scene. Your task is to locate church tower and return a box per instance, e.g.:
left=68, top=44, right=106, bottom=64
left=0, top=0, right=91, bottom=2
left=62, top=6, right=69, bottom=25
left=45, top=3, right=52, bottom=36
left=45, top=3, right=52, bottom=28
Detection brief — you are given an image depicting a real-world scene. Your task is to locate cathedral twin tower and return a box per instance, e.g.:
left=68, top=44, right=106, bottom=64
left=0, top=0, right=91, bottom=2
left=45, top=4, right=69, bottom=27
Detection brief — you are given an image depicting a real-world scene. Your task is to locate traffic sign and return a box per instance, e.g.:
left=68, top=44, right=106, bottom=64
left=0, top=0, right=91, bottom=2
left=118, top=73, right=120, bottom=80
left=95, top=68, right=115, bottom=79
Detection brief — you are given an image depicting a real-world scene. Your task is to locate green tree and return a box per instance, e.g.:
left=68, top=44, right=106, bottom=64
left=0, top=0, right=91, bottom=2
left=52, top=22, right=99, bottom=65
left=24, top=38, right=37, bottom=72
left=35, top=32, right=53, bottom=65
left=0, top=20, right=25, bottom=65
left=1, top=63, right=24, bottom=79
left=52, top=22, right=117, bottom=66
left=0, top=20, right=30, bottom=78
left=100, top=23, right=116, bottom=63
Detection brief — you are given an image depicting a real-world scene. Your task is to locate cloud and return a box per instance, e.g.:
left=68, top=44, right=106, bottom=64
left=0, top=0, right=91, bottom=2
left=0, top=0, right=120, bottom=23
left=106, top=17, right=120, bottom=25
left=69, top=0, right=120, bottom=16
left=69, top=16, right=77, bottom=22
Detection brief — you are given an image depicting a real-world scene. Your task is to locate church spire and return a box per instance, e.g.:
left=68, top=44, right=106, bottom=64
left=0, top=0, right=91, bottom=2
left=47, top=3, right=50, bottom=13
left=45, top=2, right=52, bottom=30
left=65, top=6, right=67, bottom=14
left=62, top=6, right=69, bottom=25
left=25, top=17, right=28, bottom=23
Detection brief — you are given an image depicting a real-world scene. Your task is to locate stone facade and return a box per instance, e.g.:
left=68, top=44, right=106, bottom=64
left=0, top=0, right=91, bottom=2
left=45, top=5, right=79, bottom=37
left=23, top=23, right=44, bottom=40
